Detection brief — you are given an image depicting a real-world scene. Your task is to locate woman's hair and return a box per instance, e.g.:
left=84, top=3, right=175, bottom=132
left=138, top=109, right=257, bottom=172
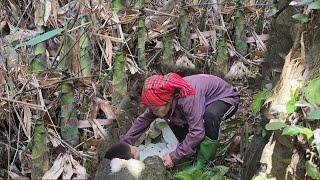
left=104, top=142, right=134, bottom=160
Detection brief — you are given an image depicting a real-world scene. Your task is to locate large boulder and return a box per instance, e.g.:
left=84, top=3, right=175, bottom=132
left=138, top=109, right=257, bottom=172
left=94, top=156, right=169, bottom=180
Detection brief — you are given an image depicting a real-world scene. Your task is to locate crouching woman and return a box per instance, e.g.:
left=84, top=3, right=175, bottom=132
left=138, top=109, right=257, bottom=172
left=119, top=73, right=240, bottom=169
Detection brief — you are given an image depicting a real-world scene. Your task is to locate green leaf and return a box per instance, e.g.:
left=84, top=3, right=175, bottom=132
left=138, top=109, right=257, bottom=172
left=282, top=125, right=313, bottom=140
left=308, top=0, right=320, bottom=9
left=112, top=0, right=123, bottom=12
left=265, top=122, right=287, bottom=131
left=305, top=109, right=320, bottom=120
left=304, top=78, right=320, bottom=106
left=306, top=160, right=320, bottom=179
left=253, top=176, right=267, bottom=180
left=286, top=92, right=299, bottom=114
left=173, top=171, right=192, bottom=180
left=292, top=14, right=310, bottom=23
left=252, top=90, right=272, bottom=115
left=16, top=28, right=64, bottom=48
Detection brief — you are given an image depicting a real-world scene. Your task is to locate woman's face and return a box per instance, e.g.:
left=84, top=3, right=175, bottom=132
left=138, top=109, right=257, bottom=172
left=129, top=145, right=140, bottom=160
left=149, top=101, right=172, bottom=117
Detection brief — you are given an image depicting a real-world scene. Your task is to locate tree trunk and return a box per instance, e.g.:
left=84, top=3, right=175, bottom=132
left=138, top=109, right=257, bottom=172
left=243, top=6, right=320, bottom=180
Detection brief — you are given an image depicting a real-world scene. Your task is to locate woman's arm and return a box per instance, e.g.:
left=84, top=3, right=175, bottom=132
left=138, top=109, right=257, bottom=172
left=119, top=108, right=157, bottom=145
left=169, top=95, right=206, bottom=162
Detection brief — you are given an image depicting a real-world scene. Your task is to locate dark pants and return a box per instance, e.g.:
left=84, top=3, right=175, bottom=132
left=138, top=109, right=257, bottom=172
left=169, top=101, right=238, bottom=141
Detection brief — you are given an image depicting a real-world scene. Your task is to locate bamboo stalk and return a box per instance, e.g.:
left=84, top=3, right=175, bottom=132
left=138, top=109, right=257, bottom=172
left=31, top=1, right=49, bottom=178
left=31, top=120, right=49, bottom=180
left=30, top=26, right=47, bottom=73
left=179, top=1, right=191, bottom=50
left=112, top=50, right=127, bottom=107
left=136, top=0, right=146, bottom=70
left=162, top=37, right=174, bottom=67
left=60, top=22, right=79, bottom=146
left=234, top=6, right=247, bottom=55
left=78, top=16, right=92, bottom=79
left=216, top=39, right=228, bottom=74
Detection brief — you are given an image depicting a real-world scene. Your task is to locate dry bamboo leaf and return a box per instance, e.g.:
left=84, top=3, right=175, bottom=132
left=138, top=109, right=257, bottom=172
left=95, top=98, right=116, bottom=119
left=8, top=171, right=29, bottom=180
left=63, top=155, right=73, bottom=180
left=23, top=106, right=32, bottom=138
left=92, top=118, right=108, bottom=139
left=0, top=46, right=18, bottom=70
left=105, top=37, right=113, bottom=68
left=226, top=61, right=255, bottom=80
left=246, top=34, right=269, bottom=43
left=47, top=128, right=61, bottom=147
left=176, top=55, right=196, bottom=69
left=190, top=31, right=216, bottom=40
left=0, top=69, right=4, bottom=86
left=43, top=0, right=52, bottom=25
left=126, top=57, right=139, bottom=74
left=42, top=154, right=64, bottom=180
left=77, top=119, right=113, bottom=129
left=145, top=0, right=175, bottom=29
left=196, top=29, right=210, bottom=47
left=51, top=0, right=58, bottom=27
left=173, top=39, right=181, bottom=51
left=251, top=31, right=267, bottom=52
left=70, top=155, right=87, bottom=179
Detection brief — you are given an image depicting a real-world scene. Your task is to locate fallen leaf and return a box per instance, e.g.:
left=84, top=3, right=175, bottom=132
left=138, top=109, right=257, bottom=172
left=47, top=128, right=61, bottom=147
left=63, top=155, right=73, bottom=179
left=176, top=55, right=196, bottom=69
left=70, top=155, right=87, bottom=179
left=42, top=154, right=64, bottom=180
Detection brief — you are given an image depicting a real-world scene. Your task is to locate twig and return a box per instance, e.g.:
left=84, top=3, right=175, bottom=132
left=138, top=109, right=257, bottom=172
left=0, top=141, right=18, bottom=151
left=32, top=75, right=60, bottom=136
left=12, top=1, right=32, bottom=32
left=13, top=106, right=30, bottom=140
left=10, top=124, right=21, bottom=170
left=48, top=131, right=94, bottom=159
left=0, top=97, right=44, bottom=110
left=144, top=8, right=178, bottom=17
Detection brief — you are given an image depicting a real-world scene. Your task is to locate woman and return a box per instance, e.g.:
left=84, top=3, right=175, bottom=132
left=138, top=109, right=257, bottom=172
left=119, top=73, right=240, bottom=169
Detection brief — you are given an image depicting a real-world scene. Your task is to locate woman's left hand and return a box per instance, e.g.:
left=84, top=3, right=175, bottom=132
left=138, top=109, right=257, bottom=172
left=162, top=154, right=174, bottom=168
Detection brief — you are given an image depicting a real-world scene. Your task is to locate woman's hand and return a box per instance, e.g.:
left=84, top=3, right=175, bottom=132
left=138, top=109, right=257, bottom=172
left=162, top=154, right=174, bottom=168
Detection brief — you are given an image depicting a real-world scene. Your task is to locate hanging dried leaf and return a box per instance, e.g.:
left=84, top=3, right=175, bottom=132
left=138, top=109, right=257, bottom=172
left=23, top=106, right=32, bottom=138
left=105, top=37, right=113, bottom=68
left=95, top=98, right=116, bottom=119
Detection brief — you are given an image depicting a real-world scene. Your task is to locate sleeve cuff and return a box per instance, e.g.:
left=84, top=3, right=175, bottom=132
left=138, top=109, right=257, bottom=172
left=169, top=151, right=181, bottom=163
left=119, top=135, right=132, bottom=144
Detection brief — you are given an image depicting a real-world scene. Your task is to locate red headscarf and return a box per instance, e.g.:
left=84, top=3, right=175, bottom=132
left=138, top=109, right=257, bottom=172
left=140, top=73, right=196, bottom=107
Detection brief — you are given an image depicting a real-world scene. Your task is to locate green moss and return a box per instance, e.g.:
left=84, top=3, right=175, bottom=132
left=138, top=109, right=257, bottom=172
left=32, top=121, right=49, bottom=179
